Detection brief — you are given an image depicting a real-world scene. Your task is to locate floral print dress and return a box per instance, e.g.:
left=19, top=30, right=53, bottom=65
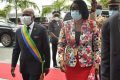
left=57, top=19, right=101, bottom=80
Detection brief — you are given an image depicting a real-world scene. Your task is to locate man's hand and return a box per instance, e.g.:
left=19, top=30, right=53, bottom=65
left=44, top=68, right=49, bottom=75
left=11, top=67, right=15, bottom=77
left=50, top=32, right=58, bottom=39
left=40, top=73, right=44, bottom=80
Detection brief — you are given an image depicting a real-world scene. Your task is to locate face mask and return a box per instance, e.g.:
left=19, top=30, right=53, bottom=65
left=71, top=10, right=82, bottom=21
left=109, top=10, right=118, bottom=16
left=54, top=17, right=60, bottom=21
left=96, top=9, right=102, bottom=16
left=20, top=16, right=32, bottom=25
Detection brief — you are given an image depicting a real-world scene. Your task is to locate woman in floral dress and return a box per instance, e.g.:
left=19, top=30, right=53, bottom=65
left=57, top=0, right=101, bottom=80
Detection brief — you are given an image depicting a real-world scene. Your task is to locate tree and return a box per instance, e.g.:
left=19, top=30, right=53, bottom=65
left=99, top=0, right=109, bottom=8
left=0, top=4, right=12, bottom=18
left=41, top=6, right=52, bottom=17
left=0, top=0, right=40, bottom=24
left=0, top=10, right=6, bottom=18
left=52, top=0, right=70, bottom=11
left=0, top=0, right=40, bottom=11
left=41, top=0, right=70, bottom=17
left=17, top=0, right=40, bottom=12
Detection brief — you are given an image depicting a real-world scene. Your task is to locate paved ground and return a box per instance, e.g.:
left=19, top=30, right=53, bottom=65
left=0, top=43, right=16, bottom=80
left=0, top=43, right=10, bottom=80
left=0, top=44, right=13, bottom=64
left=0, top=43, right=53, bottom=65
left=0, top=43, right=55, bottom=80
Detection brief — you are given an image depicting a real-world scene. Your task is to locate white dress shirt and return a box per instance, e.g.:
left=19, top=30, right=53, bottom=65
left=28, top=21, right=34, bottom=35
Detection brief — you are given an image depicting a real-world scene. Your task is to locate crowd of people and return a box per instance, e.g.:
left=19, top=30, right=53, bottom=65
left=10, top=0, right=120, bottom=80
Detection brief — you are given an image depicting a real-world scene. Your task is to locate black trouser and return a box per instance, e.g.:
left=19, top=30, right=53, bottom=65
left=22, top=73, right=40, bottom=80
left=51, top=42, right=58, bottom=67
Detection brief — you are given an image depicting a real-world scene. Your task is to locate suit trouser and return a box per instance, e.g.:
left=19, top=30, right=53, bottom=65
left=22, top=73, right=40, bottom=80
left=51, top=42, right=57, bottom=67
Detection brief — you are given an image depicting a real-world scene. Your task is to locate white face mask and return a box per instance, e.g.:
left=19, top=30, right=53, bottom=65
left=109, top=10, right=118, bottom=16
left=71, top=10, right=82, bottom=21
left=96, top=9, right=102, bottom=16
left=20, top=16, right=32, bottom=25
left=54, top=17, right=60, bottom=21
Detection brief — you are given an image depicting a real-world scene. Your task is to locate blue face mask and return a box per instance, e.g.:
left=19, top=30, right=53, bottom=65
left=71, top=10, right=82, bottom=21
left=109, top=10, right=118, bottom=16
left=96, top=9, right=102, bottom=16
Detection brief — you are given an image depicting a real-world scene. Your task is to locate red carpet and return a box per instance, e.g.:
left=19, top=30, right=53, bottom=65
left=0, top=63, right=66, bottom=80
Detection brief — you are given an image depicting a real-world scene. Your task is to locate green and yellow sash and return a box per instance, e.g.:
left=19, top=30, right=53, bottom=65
left=21, top=25, right=45, bottom=73
left=21, top=25, right=43, bottom=63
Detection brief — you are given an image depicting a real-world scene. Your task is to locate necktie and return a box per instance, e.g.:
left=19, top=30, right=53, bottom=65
left=27, top=26, right=30, bottom=33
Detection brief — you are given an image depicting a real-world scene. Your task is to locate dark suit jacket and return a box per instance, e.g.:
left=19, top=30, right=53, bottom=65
left=11, top=22, right=50, bottom=75
left=48, top=20, right=62, bottom=44
left=101, top=12, right=120, bottom=80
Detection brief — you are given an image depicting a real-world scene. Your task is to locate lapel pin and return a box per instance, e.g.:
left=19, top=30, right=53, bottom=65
left=34, top=28, right=37, bottom=30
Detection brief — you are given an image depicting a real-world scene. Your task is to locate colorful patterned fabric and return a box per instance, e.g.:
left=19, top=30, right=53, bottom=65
left=57, top=19, right=101, bottom=67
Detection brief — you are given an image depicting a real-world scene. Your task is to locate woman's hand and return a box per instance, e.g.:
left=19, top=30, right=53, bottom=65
left=95, top=63, right=99, bottom=74
left=60, top=60, right=66, bottom=72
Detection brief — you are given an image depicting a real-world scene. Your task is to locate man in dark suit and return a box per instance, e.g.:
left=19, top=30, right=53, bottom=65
left=11, top=8, right=50, bottom=80
left=101, top=1, right=120, bottom=80
left=48, top=11, right=62, bottom=67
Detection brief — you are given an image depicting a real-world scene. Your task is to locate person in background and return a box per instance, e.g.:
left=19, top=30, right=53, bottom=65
left=11, top=8, right=50, bottom=80
left=90, top=3, right=107, bottom=29
left=89, top=0, right=97, bottom=21
left=41, top=17, right=49, bottom=29
left=95, top=4, right=107, bottom=30
left=108, top=0, right=120, bottom=17
left=101, top=1, right=120, bottom=80
left=48, top=11, right=63, bottom=68
left=96, top=4, right=102, bottom=17
left=57, top=0, right=101, bottom=80
left=94, top=4, right=107, bottom=80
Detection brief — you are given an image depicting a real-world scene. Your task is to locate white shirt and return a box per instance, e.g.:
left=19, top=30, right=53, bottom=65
left=28, top=21, right=34, bottom=35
